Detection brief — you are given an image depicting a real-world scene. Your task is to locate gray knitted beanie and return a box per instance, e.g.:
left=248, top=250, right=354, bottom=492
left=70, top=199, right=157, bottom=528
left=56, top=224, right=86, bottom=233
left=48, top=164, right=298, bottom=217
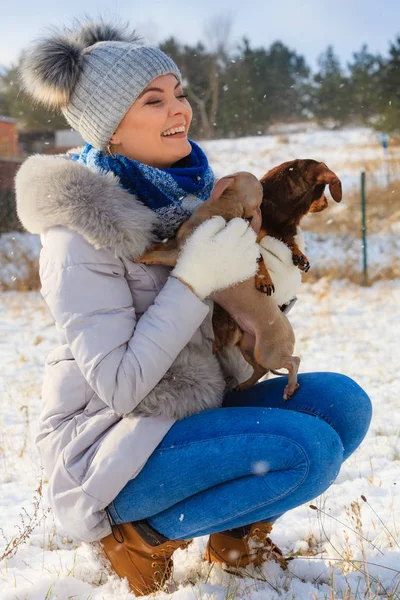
left=19, top=20, right=182, bottom=149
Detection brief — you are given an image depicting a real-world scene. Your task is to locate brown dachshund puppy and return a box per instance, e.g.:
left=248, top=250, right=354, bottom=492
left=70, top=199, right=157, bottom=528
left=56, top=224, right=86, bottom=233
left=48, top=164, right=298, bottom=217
left=255, top=159, right=342, bottom=295
left=135, top=171, right=299, bottom=399
left=212, top=159, right=342, bottom=396
left=135, top=161, right=342, bottom=399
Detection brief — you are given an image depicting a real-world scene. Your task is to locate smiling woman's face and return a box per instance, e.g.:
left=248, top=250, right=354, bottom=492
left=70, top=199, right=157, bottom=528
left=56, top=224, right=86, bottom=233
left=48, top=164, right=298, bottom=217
left=110, top=74, right=193, bottom=168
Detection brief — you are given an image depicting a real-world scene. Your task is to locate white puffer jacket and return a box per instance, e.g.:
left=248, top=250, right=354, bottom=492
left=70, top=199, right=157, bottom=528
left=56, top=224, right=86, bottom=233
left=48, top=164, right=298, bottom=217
left=15, top=153, right=301, bottom=542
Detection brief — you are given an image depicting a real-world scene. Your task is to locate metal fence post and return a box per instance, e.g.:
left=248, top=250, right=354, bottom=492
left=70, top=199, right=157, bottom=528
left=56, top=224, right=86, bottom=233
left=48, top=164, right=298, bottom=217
left=361, top=171, right=368, bottom=286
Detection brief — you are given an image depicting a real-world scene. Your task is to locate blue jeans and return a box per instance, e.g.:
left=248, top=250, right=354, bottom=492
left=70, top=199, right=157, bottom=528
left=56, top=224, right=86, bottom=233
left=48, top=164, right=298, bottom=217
left=108, top=372, right=371, bottom=539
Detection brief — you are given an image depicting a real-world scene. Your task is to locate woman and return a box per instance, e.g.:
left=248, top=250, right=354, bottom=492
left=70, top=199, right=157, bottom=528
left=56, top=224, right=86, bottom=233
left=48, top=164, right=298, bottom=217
left=16, top=20, right=372, bottom=596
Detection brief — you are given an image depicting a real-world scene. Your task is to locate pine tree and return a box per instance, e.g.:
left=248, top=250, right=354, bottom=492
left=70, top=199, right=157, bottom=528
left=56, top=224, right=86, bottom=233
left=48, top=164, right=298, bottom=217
left=216, top=38, right=310, bottom=137
left=375, top=36, right=400, bottom=132
left=347, top=45, right=382, bottom=124
left=312, top=46, right=350, bottom=126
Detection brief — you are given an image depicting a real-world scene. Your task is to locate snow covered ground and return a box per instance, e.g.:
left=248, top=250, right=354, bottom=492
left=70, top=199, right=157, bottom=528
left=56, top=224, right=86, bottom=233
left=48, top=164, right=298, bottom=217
left=1, top=280, right=399, bottom=599
left=1, top=126, right=399, bottom=599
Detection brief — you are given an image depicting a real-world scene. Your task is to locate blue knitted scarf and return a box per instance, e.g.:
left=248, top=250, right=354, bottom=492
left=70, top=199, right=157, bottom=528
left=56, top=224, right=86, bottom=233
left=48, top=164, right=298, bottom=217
left=72, top=140, right=215, bottom=239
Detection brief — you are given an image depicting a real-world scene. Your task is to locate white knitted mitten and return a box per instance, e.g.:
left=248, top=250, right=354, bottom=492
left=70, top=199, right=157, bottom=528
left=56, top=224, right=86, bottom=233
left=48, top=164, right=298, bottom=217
left=171, top=216, right=260, bottom=300
left=258, top=229, right=306, bottom=307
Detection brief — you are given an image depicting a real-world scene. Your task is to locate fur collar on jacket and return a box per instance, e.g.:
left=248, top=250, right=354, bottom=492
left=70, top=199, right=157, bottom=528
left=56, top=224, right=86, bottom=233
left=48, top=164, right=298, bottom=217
left=15, top=153, right=159, bottom=259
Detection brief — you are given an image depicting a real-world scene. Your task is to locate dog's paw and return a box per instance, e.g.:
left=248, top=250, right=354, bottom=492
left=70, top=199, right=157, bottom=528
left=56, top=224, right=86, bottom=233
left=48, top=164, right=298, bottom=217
left=133, top=254, right=156, bottom=265
left=292, top=253, right=310, bottom=272
left=283, top=382, right=300, bottom=401
left=257, top=282, right=275, bottom=295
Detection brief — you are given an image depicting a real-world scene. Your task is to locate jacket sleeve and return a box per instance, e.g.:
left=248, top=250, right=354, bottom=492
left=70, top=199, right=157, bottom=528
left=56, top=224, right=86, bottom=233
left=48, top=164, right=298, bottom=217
left=39, top=227, right=210, bottom=416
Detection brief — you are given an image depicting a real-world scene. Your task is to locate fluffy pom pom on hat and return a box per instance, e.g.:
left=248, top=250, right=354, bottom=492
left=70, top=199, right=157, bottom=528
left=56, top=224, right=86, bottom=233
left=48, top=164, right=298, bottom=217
left=19, top=19, right=182, bottom=149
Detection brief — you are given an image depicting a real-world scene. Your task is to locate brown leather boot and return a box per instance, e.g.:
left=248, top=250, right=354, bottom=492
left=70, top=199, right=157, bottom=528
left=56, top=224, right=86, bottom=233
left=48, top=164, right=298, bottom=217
left=204, top=522, right=287, bottom=572
left=101, top=520, right=191, bottom=596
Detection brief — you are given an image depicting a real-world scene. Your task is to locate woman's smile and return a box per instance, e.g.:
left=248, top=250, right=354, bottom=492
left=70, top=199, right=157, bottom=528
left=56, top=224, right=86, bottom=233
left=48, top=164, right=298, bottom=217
left=162, top=131, right=187, bottom=139
left=161, top=123, right=187, bottom=137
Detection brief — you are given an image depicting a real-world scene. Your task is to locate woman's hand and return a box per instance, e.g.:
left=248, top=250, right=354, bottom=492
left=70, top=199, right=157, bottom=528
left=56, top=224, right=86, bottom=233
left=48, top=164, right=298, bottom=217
left=171, top=216, right=260, bottom=300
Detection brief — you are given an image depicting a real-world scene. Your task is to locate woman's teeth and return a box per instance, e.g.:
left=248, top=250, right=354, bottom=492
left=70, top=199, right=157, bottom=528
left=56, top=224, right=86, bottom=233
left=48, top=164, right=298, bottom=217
left=161, top=126, right=186, bottom=136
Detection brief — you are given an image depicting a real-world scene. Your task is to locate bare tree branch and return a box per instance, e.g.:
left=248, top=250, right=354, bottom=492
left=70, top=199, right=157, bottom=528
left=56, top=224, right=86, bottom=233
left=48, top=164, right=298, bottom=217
left=203, top=13, right=233, bottom=57
left=196, top=13, right=233, bottom=138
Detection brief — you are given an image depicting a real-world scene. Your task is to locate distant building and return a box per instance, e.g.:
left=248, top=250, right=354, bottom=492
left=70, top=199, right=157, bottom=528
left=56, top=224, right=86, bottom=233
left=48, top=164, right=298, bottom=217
left=55, top=129, right=84, bottom=149
left=17, top=130, right=54, bottom=155
left=0, top=116, right=19, bottom=158
left=0, top=156, right=21, bottom=191
left=18, top=129, right=84, bottom=155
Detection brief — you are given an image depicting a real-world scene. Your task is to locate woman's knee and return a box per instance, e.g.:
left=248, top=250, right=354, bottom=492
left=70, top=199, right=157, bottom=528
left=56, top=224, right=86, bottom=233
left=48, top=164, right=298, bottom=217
left=260, top=412, right=343, bottom=508
left=298, top=413, right=343, bottom=496
left=296, top=372, right=372, bottom=459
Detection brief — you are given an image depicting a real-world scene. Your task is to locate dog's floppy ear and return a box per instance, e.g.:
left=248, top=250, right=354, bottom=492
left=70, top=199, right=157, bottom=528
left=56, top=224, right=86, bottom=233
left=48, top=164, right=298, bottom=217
left=210, top=176, right=235, bottom=201
left=315, top=163, right=342, bottom=203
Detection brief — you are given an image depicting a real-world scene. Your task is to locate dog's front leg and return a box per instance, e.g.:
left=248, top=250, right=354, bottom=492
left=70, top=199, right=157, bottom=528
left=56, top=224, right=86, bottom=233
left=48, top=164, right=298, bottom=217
left=255, top=256, right=276, bottom=295
left=133, top=240, right=180, bottom=266
left=290, top=242, right=310, bottom=272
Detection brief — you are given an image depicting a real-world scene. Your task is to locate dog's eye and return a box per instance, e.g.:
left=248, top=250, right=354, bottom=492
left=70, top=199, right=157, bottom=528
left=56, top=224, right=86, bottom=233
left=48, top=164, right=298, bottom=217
left=244, top=217, right=252, bottom=223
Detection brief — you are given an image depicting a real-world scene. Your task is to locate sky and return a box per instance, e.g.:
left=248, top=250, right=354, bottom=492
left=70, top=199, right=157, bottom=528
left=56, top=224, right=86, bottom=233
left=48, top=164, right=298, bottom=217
left=0, top=0, right=399, bottom=72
